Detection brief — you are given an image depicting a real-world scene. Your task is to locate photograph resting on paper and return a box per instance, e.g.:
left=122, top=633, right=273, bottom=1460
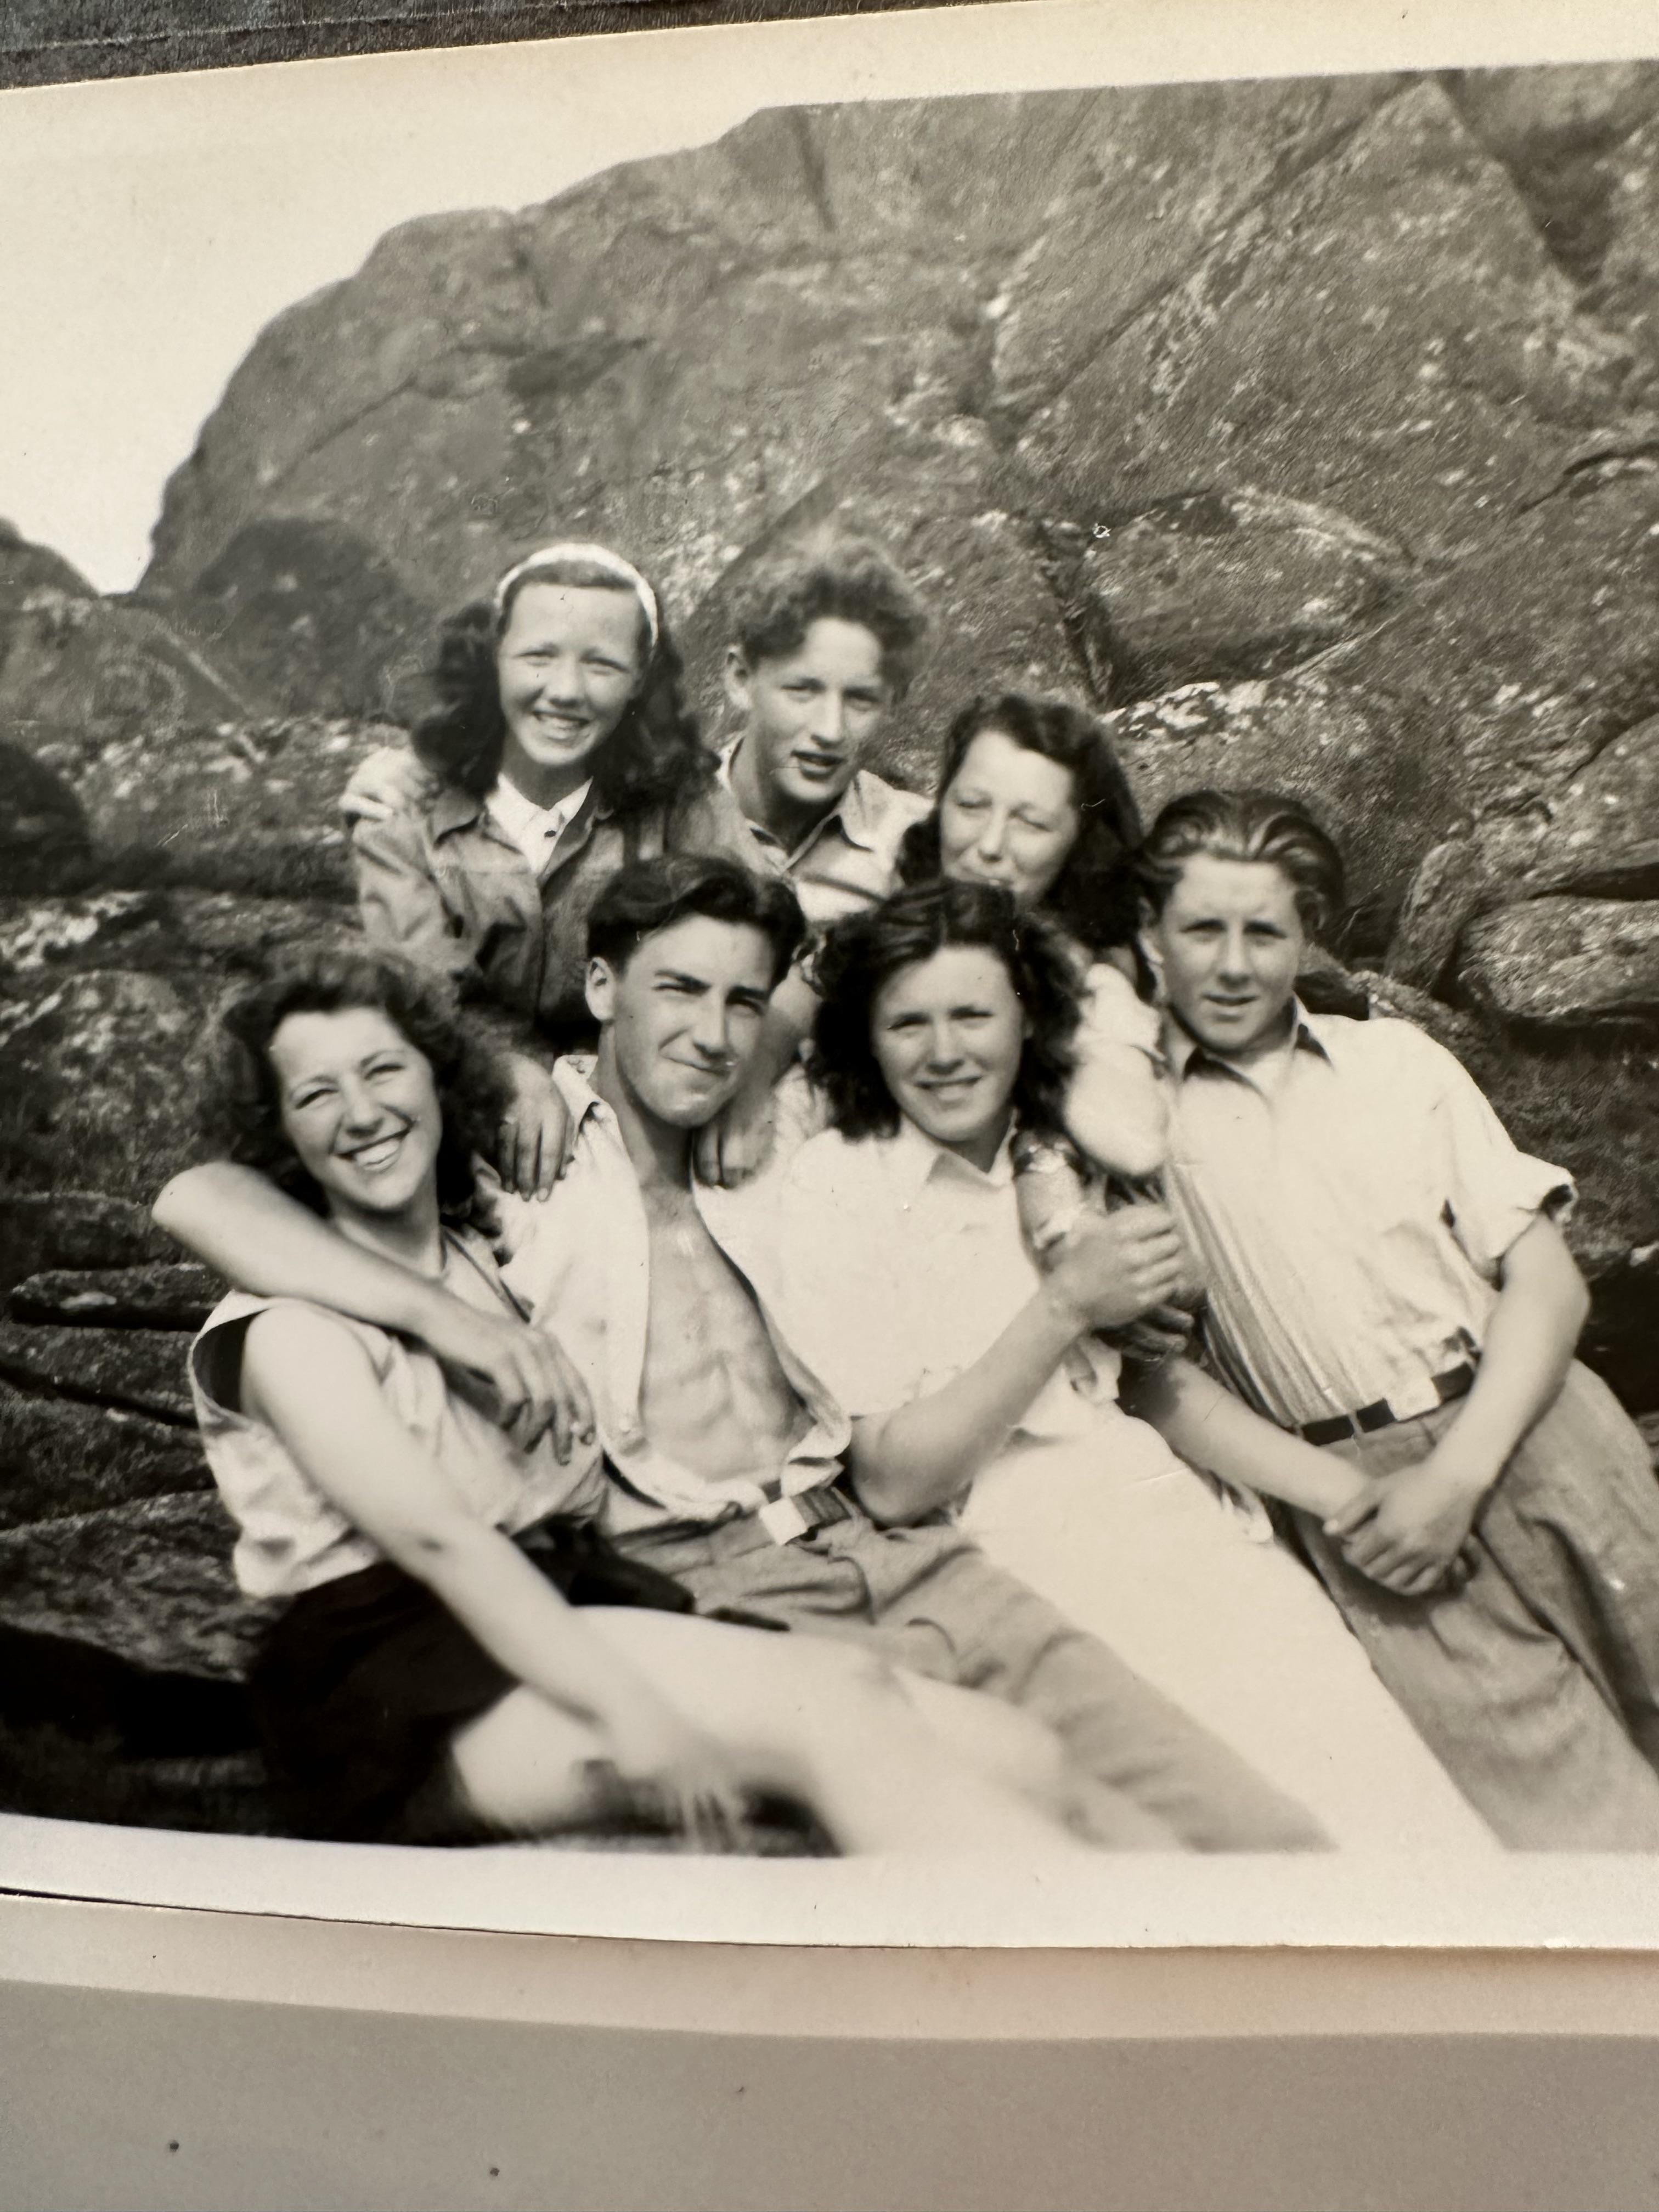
left=3, top=14, right=1659, bottom=1937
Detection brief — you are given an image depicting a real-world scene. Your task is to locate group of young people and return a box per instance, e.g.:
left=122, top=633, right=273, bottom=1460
left=152, top=533, right=1659, bottom=1857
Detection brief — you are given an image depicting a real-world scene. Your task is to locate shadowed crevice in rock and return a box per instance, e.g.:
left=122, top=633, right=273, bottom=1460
left=1442, top=62, right=1659, bottom=292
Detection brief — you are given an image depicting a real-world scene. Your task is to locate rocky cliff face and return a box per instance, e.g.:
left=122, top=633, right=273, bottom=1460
left=4, top=69, right=1659, bottom=1825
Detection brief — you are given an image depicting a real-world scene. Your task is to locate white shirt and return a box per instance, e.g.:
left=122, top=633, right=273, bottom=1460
left=716, top=741, right=929, bottom=931
left=499, top=1059, right=850, bottom=1535
left=484, top=775, right=594, bottom=878
left=771, top=1117, right=1121, bottom=1441
left=190, top=1230, right=606, bottom=1600
left=1161, top=1004, right=1575, bottom=1430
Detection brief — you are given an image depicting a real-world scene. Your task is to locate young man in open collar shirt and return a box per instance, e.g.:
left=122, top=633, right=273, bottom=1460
left=1142, top=787, right=1659, bottom=1849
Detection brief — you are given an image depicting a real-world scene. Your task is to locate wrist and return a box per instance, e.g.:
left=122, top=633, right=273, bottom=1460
left=1425, top=1440, right=1501, bottom=1504
left=1035, top=1277, right=1091, bottom=1348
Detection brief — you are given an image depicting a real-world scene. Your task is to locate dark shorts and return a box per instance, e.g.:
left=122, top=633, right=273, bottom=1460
left=249, top=1517, right=698, bottom=1844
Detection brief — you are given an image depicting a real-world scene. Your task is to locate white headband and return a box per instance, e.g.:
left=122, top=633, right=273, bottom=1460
left=492, top=541, right=660, bottom=657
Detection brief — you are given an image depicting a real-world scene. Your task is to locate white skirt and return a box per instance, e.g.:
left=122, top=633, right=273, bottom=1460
left=960, top=1413, right=1497, bottom=1853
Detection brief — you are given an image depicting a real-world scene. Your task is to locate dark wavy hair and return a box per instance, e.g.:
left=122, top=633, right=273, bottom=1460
left=1135, top=787, right=1346, bottom=936
left=201, top=944, right=510, bottom=1218
left=411, top=549, right=715, bottom=816
left=588, top=854, right=808, bottom=991
left=898, top=692, right=1143, bottom=958
left=809, top=879, right=1083, bottom=1144
left=728, top=532, right=929, bottom=697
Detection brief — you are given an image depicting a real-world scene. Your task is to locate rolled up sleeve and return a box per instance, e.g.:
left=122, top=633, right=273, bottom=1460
left=1412, top=1030, right=1575, bottom=1279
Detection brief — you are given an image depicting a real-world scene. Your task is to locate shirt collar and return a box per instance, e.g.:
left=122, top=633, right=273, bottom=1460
left=432, top=777, right=607, bottom=843
left=431, top=783, right=487, bottom=838
left=719, top=736, right=879, bottom=854
left=551, top=1054, right=614, bottom=1140
left=488, top=774, right=594, bottom=845
left=886, top=1111, right=1016, bottom=1197
left=1163, top=996, right=1333, bottom=1091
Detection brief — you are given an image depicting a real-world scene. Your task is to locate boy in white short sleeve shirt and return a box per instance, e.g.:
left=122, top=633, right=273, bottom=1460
left=1142, top=787, right=1659, bottom=1849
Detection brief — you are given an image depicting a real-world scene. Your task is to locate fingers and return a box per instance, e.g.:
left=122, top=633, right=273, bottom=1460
left=693, top=1121, right=722, bottom=1189
left=558, top=1351, right=596, bottom=1451
left=533, top=1101, right=560, bottom=1202
left=1324, top=1492, right=1379, bottom=1540
left=499, top=1113, right=531, bottom=1200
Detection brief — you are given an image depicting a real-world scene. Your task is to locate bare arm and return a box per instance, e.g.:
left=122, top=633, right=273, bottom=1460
left=1127, top=1358, right=1369, bottom=1521
left=153, top=1161, right=591, bottom=1456
left=848, top=1207, right=1184, bottom=1526
left=1329, top=1214, right=1588, bottom=1592
left=1063, top=1040, right=1170, bottom=1185
left=241, top=1306, right=742, bottom=1817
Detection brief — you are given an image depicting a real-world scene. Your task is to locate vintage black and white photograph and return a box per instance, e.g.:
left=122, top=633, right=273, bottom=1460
left=4, top=0, right=1659, bottom=1943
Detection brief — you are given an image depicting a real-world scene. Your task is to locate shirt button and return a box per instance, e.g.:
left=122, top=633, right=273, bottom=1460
left=614, top=1419, right=646, bottom=1452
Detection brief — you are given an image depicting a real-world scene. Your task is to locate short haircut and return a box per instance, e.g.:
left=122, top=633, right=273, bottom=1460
left=202, top=944, right=508, bottom=1217
left=898, top=692, right=1144, bottom=958
left=728, top=533, right=929, bottom=698
left=586, top=854, right=808, bottom=991
left=1136, top=788, right=1346, bottom=936
left=810, top=878, right=1083, bottom=1144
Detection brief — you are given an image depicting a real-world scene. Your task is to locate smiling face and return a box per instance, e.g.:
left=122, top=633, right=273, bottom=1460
left=936, top=727, right=1082, bottom=912
left=870, top=944, right=1026, bottom=1173
left=724, top=617, right=893, bottom=833
left=495, top=580, right=646, bottom=806
left=587, top=912, right=778, bottom=1133
left=267, top=1005, right=444, bottom=1228
left=1143, top=852, right=1307, bottom=1062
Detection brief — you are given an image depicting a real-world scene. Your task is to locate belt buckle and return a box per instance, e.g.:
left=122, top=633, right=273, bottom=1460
left=758, top=1493, right=811, bottom=1546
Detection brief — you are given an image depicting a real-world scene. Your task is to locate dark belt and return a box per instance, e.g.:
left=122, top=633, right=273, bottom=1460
left=753, top=1479, right=855, bottom=1545
left=1298, top=1361, right=1477, bottom=1447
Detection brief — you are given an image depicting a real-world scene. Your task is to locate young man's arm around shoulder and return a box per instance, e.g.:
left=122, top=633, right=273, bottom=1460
left=154, top=1161, right=592, bottom=1458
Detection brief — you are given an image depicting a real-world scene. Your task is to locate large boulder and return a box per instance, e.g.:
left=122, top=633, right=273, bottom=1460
left=0, top=1192, right=176, bottom=1299
left=177, top=516, right=435, bottom=720
left=1458, top=896, right=1659, bottom=1028
left=1053, top=490, right=1410, bottom=702
left=1014, top=82, right=1644, bottom=571
left=0, top=588, right=259, bottom=762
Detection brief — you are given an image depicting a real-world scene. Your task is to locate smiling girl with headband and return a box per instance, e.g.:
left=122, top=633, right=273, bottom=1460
left=346, top=542, right=756, bottom=1196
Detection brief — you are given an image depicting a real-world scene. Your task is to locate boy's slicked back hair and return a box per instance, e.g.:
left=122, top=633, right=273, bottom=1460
left=728, top=532, right=929, bottom=697
left=1136, top=787, right=1346, bottom=935
left=586, top=854, right=808, bottom=990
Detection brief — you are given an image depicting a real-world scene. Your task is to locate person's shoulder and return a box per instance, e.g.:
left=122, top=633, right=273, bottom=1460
left=1076, top=958, right=1162, bottom=1055
left=195, top=1295, right=387, bottom=1424
left=1323, top=1010, right=1474, bottom=1087
left=782, top=1124, right=884, bottom=1203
